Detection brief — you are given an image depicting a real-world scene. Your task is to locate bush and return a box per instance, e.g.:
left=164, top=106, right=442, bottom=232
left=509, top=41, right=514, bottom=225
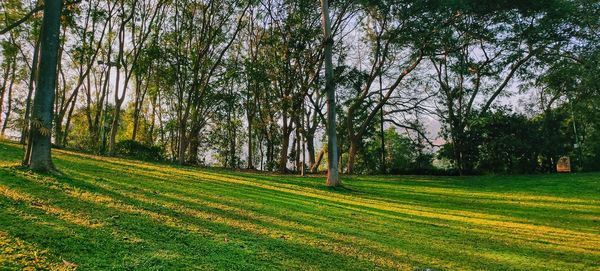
left=113, top=140, right=164, bottom=161
left=438, top=108, right=574, bottom=174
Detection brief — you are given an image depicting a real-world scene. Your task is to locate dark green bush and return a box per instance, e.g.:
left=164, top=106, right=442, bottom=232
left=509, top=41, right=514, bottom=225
left=113, top=140, right=164, bottom=161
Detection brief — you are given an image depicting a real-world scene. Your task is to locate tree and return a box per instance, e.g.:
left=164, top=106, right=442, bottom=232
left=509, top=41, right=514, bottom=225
left=1, top=0, right=595, bottom=176
left=340, top=0, right=436, bottom=174
left=24, top=0, right=63, bottom=171
left=430, top=0, right=591, bottom=174
left=53, top=0, right=112, bottom=147
left=320, top=0, right=340, bottom=187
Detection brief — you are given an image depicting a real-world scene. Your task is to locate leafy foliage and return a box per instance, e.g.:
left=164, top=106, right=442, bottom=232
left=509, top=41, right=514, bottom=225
left=113, top=140, right=164, bottom=161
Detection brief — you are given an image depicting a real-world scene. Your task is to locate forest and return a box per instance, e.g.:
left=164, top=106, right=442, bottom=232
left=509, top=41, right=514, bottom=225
left=1, top=1, right=600, bottom=270
left=1, top=0, right=599, bottom=177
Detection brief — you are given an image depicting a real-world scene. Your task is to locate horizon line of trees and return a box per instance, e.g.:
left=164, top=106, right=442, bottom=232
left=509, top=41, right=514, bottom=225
left=1, top=0, right=598, bottom=176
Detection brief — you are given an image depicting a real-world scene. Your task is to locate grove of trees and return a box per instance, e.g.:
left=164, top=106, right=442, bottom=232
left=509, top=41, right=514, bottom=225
left=1, top=0, right=598, bottom=176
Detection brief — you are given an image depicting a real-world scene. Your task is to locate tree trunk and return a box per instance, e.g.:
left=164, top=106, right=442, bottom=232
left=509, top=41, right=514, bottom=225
left=347, top=138, right=358, bottom=175
left=26, top=0, right=63, bottom=172
left=131, top=108, right=141, bottom=142
left=187, top=122, right=202, bottom=164
left=291, top=136, right=298, bottom=171
left=247, top=116, right=254, bottom=169
left=278, top=118, right=291, bottom=172
left=306, top=133, right=316, bottom=169
left=231, top=125, right=237, bottom=168
left=188, top=138, right=200, bottom=165
left=177, top=122, right=187, bottom=164
left=131, top=76, right=143, bottom=141
left=108, top=12, right=129, bottom=154
left=1, top=63, right=16, bottom=136
left=301, top=132, right=305, bottom=176
left=278, top=131, right=290, bottom=172
left=259, top=136, right=264, bottom=170
left=0, top=60, right=11, bottom=131
left=312, top=148, right=325, bottom=173
left=149, top=95, right=156, bottom=144
left=266, top=137, right=274, bottom=171
left=21, top=37, right=41, bottom=144
left=320, top=0, right=340, bottom=186
left=379, top=81, right=385, bottom=174
left=109, top=99, right=123, bottom=153
left=61, top=93, right=77, bottom=146
left=295, top=131, right=301, bottom=172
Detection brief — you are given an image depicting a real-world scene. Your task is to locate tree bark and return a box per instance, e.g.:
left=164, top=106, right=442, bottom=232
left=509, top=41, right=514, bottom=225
left=61, top=92, right=77, bottom=146
left=277, top=117, right=291, bottom=172
left=347, top=138, right=359, bottom=175
left=247, top=114, right=254, bottom=169
left=295, top=129, right=301, bottom=172
left=312, top=147, right=325, bottom=173
left=1, top=65, right=16, bottom=135
left=20, top=37, right=41, bottom=145
left=131, top=79, right=142, bottom=141
left=0, top=59, right=11, bottom=131
left=306, top=134, right=316, bottom=170
left=320, top=0, right=340, bottom=186
left=177, top=119, right=188, bottom=164
left=26, top=0, right=63, bottom=172
left=278, top=132, right=290, bottom=172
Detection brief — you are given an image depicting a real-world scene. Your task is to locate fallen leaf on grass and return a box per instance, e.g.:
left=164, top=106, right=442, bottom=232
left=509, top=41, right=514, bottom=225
left=62, top=259, right=79, bottom=269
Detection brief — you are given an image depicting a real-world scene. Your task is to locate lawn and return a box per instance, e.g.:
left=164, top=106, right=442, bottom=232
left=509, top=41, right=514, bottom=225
left=0, top=141, right=598, bottom=270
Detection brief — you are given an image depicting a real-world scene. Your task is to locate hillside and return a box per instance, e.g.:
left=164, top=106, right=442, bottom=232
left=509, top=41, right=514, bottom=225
left=0, top=142, right=599, bottom=270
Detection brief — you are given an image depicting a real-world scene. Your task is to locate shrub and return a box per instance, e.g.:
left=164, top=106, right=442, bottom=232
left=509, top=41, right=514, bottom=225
left=113, top=140, right=164, bottom=161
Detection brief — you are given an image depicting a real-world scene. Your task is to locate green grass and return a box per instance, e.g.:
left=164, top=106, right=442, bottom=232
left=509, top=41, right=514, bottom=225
left=0, top=141, right=598, bottom=270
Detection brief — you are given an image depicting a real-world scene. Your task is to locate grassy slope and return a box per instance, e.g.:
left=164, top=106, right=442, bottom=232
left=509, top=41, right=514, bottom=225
left=0, top=141, right=598, bottom=271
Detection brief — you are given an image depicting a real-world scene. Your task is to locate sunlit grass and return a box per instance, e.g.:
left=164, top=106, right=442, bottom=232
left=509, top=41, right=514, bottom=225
left=0, top=231, right=73, bottom=270
left=0, top=141, right=599, bottom=270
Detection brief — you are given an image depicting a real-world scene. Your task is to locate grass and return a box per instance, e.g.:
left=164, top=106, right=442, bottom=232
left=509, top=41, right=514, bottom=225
left=0, top=141, right=598, bottom=270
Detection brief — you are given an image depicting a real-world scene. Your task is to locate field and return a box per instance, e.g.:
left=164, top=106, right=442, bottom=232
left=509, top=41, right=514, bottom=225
left=0, top=141, right=599, bottom=270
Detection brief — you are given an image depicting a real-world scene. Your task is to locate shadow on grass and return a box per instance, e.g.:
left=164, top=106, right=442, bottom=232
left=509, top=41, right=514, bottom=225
left=0, top=142, right=599, bottom=270
left=1, top=167, right=402, bottom=270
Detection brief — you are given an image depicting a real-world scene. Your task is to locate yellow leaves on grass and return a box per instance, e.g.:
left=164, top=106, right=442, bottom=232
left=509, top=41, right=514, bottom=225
left=0, top=231, right=74, bottom=271
left=0, top=185, right=104, bottom=228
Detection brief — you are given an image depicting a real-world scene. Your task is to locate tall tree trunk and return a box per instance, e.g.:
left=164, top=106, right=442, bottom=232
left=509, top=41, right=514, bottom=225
left=347, top=138, right=359, bottom=175
left=306, top=133, right=316, bottom=169
left=312, top=147, right=325, bottom=173
left=97, top=66, right=111, bottom=153
left=291, top=135, right=298, bottom=171
left=259, top=136, right=264, bottom=171
left=266, top=137, right=274, bottom=171
left=301, top=132, right=305, bottom=176
left=108, top=11, right=130, bottom=154
left=379, top=71, right=385, bottom=173
left=21, top=37, right=41, bottom=144
left=320, top=0, right=340, bottom=186
left=26, top=0, right=63, bottom=172
left=247, top=115, right=254, bottom=169
left=188, top=139, right=199, bottom=165
left=177, top=122, right=187, bottom=164
left=1, top=65, right=16, bottom=136
left=1, top=61, right=16, bottom=136
left=295, top=128, right=301, bottom=172
left=231, top=124, right=237, bottom=168
left=131, top=76, right=143, bottom=141
left=109, top=99, right=123, bottom=153
left=149, top=95, right=157, bottom=144
left=187, top=124, right=201, bottom=165
left=278, top=134, right=290, bottom=171
left=0, top=60, right=11, bottom=130
left=278, top=118, right=291, bottom=172
left=61, top=93, right=77, bottom=146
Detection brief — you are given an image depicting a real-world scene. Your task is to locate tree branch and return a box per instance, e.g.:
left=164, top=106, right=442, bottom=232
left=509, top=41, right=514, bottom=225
left=0, top=1, right=82, bottom=35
